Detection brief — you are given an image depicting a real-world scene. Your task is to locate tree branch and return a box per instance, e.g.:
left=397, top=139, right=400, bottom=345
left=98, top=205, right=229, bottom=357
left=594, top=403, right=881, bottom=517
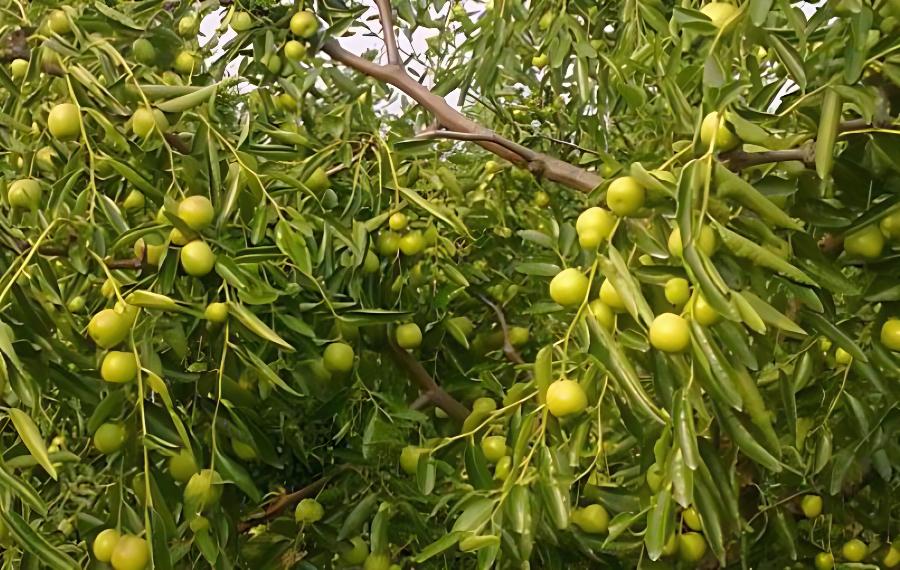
left=374, top=0, right=401, bottom=66
left=416, top=129, right=539, bottom=166
left=1, top=236, right=145, bottom=270
left=237, top=465, right=352, bottom=531
left=473, top=291, right=525, bottom=366
left=388, top=340, right=470, bottom=423
left=720, top=144, right=814, bottom=171
left=320, top=38, right=602, bottom=193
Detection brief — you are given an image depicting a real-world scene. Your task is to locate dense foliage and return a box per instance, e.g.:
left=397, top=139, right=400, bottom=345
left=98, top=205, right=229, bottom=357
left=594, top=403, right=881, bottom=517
left=0, top=0, right=900, bottom=568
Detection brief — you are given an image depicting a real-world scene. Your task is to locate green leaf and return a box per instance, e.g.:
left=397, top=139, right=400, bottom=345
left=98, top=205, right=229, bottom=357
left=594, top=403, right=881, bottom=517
left=0, top=509, right=78, bottom=570
left=228, top=302, right=294, bottom=351
left=8, top=408, right=57, bottom=480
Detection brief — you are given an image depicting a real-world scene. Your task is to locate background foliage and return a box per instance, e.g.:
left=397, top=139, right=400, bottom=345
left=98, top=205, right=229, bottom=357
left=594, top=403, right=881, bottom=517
left=0, top=0, right=899, bottom=568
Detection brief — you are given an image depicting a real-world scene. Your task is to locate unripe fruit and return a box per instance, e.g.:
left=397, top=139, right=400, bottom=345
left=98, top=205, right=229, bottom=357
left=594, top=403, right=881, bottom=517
left=205, top=302, right=228, bottom=323
left=692, top=295, right=720, bottom=326
left=168, top=449, right=198, bottom=483
left=399, top=231, right=426, bottom=256
left=881, top=319, right=900, bottom=351
left=480, top=435, right=507, bottom=463
left=48, top=103, right=82, bottom=141
left=110, top=535, right=149, bottom=570
left=588, top=299, right=615, bottom=330
left=494, top=455, right=512, bottom=480
left=665, top=278, right=691, bottom=305
left=377, top=232, right=401, bottom=256
left=174, top=51, right=197, bottom=74
left=679, top=532, right=708, bottom=563
left=363, top=250, right=380, bottom=273
left=284, top=40, right=307, bottom=60
left=178, top=195, right=215, bottom=231
left=668, top=226, right=717, bottom=258
left=48, top=10, right=71, bottom=34
left=123, top=190, right=145, bottom=210
left=177, top=14, right=199, bottom=37
left=265, top=54, right=282, bottom=74
left=231, top=11, right=253, bottom=31
left=549, top=268, right=589, bottom=307
left=841, top=539, right=867, bottom=562
left=835, top=347, right=852, bottom=365
left=389, top=212, right=408, bottom=231
left=571, top=504, right=609, bottom=534
left=101, top=351, right=138, bottom=383
left=700, top=111, right=739, bottom=150
left=400, top=445, right=425, bottom=474
left=341, top=537, right=369, bottom=565
left=683, top=507, right=703, bottom=531
left=395, top=323, right=423, bottom=349
left=295, top=498, right=325, bottom=523
left=815, top=552, right=835, bottom=570
left=532, top=53, right=549, bottom=67
left=184, top=469, right=223, bottom=512
left=700, top=2, right=738, bottom=28
left=132, top=38, right=156, bottom=65
left=649, top=313, right=690, bottom=353
left=844, top=224, right=884, bottom=258
left=546, top=379, right=588, bottom=417
left=8, top=179, right=41, bottom=210
left=323, top=342, right=354, bottom=373
left=599, top=279, right=625, bottom=311
left=133, top=237, right=164, bottom=266
left=576, top=207, right=616, bottom=248
left=10, top=58, right=28, bottom=79
left=534, top=190, right=550, bottom=207
left=93, top=528, right=121, bottom=562
left=646, top=463, right=663, bottom=492
left=484, top=159, right=501, bottom=173
left=305, top=166, right=330, bottom=192
left=538, top=10, right=554, bottom=30
left=472, top=397, right=497, bottom=414
left=883, top=547, right=900, bottom=569
left=169, top=227, right=191, bottom=246
left=606, top=176, right=645, bottom=216
left=800, top=494, right=823, bottom=518
left=880, top=210, right=900, bottom=239
left=131, top=108, right=168, bottom=138
left=93, top=423, right=127, bottom=454
left=180, top=241, right=216, bottom=277
left=88, top=309, right=130, bottom=348
left=509, top=326, right=530, bottom=346
left=290, top=11, right=319, bottom=38
left=67, top=295, right=85, bottom=313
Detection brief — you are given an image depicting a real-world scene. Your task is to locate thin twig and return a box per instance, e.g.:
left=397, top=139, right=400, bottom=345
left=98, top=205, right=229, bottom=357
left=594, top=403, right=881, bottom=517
left=719, top=144, right=814, bottom=171
left=415, top=129, right=539, bottom=164
left=388, top=340, right=470, bottom=423
left=473, top=291, right=525, bottom=366
left=374, top=0, right=401, bottom=66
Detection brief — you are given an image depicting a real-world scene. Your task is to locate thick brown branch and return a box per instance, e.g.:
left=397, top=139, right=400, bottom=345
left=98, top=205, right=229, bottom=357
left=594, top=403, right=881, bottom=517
left=388, top=340, right=470, bottom=423
left=320, top=39, right=602, bottom=193
left=237, top=465, right=352, bottom=531
left=720, top=144, right=814, bottom=171
left=473, top=291, right=525, bottom=366
left=374, top=0, right=401, bottom=66
left=1, top=238, right=144, bottom=270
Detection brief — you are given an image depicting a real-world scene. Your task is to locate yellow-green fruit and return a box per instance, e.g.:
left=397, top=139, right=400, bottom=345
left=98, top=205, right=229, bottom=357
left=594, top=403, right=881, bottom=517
left=265, top=54, right=282, bottom=74
left=665, top=278, right=691, bottom=305
left=93, top=529, right=121, bottom=562
left=189, top=516, right=209, bottom=533
left=133, top=237, right=165, bottom=266
left=174, top=51, right=197, bottom=74
left=473, top=397, right=497, bottom=414
left=48, top=10, right=71, bottom=34
left=205, top=302, right=228, bottom=323
left=184, top=469, right=223, bottom=511
left=169, top=227, right=191, bottom=246
left=88, top=309, right=130, bottom=348
left=606, top=176, right=645, bottom=216
left=800, top=494, right=823, bottom=518
left=494, top=455, right=512, bottom=480
left=323, top=342, right=354, bottom=373
left=290, top=11, right=319, bottom=38
left=35, top=146, right=57, bottom=171
left=231, top=11, right=253, bottom=31
left=534, top=190, right=550, bottom=207
left=110, top=535, right=149, bottom=570
left=879, top=210, right=900, bottom=239
left=377, top=232, right=401, bottom=256
left=588, top=299, right=615, bottom=330
left=363, top=553, right=391, bottom=570
left=341, top=537, right=369, bottom=565
left=668, top=226, right=717, bottom=258
left=509, top=326, right=530, bottom=346
left=532, top=53, right=549, bottom=67
left=815, top=552, right=835, bottom=570
left=101, top=351, right=138, bottom=383
left=835, top=347, right=852, bottom=365
left=389, top=212, right=408, bottom=231
left=678, top=532, right=708, bottom=563
left=395, top=323, right=423, bottom=349
left=131, top=108, right=168, bottom=138
left=101, top=278, right=117, bottom=298
left=123, top=190, right=145, bottom=210
left=572, top=504, right=609, bottom=534
left=546, top=379, right=588, bottom=417
left=538, top=10, right=555, bottom=29
left=399, top=231, right=426, bottom=256
left=599, top=279, right=626, bottom=311
left=400, top=445, right=425, bottom=475
left=284, top=40, right=307, bottom=60
left=692, top=295, right=720, bottom=326
left=881, top=319, right=900, bottom=351
left=700, top=111, right=740, bottom=151
left=841, top=539, right=867, bottom=562
left=700, top=2, right=738, bottom=28
left=576, top=207, right=616, bottom=248
left=646, top=463, right=664, bottom=492
left=8, top=179, right=42, bottom=210
left=48, top=103, right=82, bottom=141
left=67, top=295, right=85, bottom=313
left=180, top=241, right=216, bottom=277
left=132, top=38, right=156, bottom=64
left=662, top=533, right=679, bottom=557
left=650, top=313, right=691, bottom=353
left=549, top=268, right=589, bottom=307
left=295, top=498, right=325, bottom=523
left=305, top=167, right=330, bottom=192
left=10, top=58, right=28, bottom=79
left=178, top=195, right=215, bottom=231
left=844, top=224, right=884, bottom=258
left=93, top=422, right=127, bottom=454
left=480, top=435, right=507, bottom=463
left=232, top=439, right=256, bottom=461
left=177, top=14, right=199, bottom=37
left=883, top=547, right=900, bottom=569
left=484, top=159, right=501, bottom=173
left=363, top=250, right=380, bottom=273
left=683, top=507, right=703, bottom=531
left=168, top=449, right=198, bottom=483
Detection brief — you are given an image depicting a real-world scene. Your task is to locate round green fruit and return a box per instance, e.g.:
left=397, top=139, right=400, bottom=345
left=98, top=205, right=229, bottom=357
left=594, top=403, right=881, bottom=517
left=649, top=313, right=690, bottom=353
left=174, top=51, right=197, bottom=74
left=67, top=295, right=85, bottom=313
left=665, top=278, right=691, bottom=305
left=668, top=226, right=717, bottom=258
left=93, top=528, right=121, bottom=562
left=700, top=111, right=740, bottom=150
left=363, top=553, right=392, bottom=570
left=290, top=11, right=319, bottom=38
left=48, top=103, right=82, bottom=141
left=110, top=535, right=149, bottom=570
left=700, top=2, right=738, bottom=28
left=231, top=11, right=253, bottom=31
left=123, top=190, right=145, bottom=210
left=678, top=532, right=708, bottom=564
left=599, top=279, right=625, bottom=311
left=646, top=463, right=663, bottom=492
left=93, top=422, right=127, bottom=454
left=389, top=212, right=408, bottom=231
left=842, top=539, right=867, bottom=562
left=546, top=379, right=587, bottom=417
left=323, top=342, right=354, bottom=373
left=494, top=455, right=512, bottom=480
left=304, top=167, right=331, bottom=192
left=204, top=302, right=228, bottom=323
left=844, top=224, right=884, bottom=259
left=881, top=319, right=900, bottom=351
left=131, top=108, right=168, bottom=138
left=814, top=552, right=835, bottom=570
left=400, top=445, right=425, bottom=475
left=177, top=195, right=215, bottom=231
left=683, top=507, right=703, bottom=531
left=377, top=232, right=401, bottom=256
left=532, top=53, right=549, bottom=67
left=88, top=309, right=130, bottom=348
left=363, top=250, right=380, bottom=273
left=341, top=537, right=369, bottom=565
left=606, top=176, right=645, bottom=216
left=576, top=207, right=616, bottom=248
left=10, top=58, right=28, bottom=79
left=534, top=190, right=550, bottom=207
left=295, top=498, right=325, bottom=523
left=481, top=435, right=507, bottom=463
left=883, top=547, right=900, bottom=569
left=168, top=449, right=198, bottom=483
left=588, top=299, right=615, bottom=330
left=692, top=295, right=720, bottom=326
left=880, top=210, right=900, bottom=239
left=399, top=231, right=426, bottom=256
left=549, top=268, right=589, bottom=307
left=48, top=10, right=71, bottom=34
left=8, top=179, right=41, bottom=210
left=284, top=40, right=307, bottom=60
left=180, top=241, right=216, bottom=277
left=572, top=504, right=609, bottom=534
left=184, top=469, right=223, bottom=512
left=101, top=351, right=138, bottom=383
left=395, top=323, right=423, bottom=349
left=801, top=494, right=823, bottom=518
left=232, top=439, right=256, bottom=461
left=835, top=347, right=852, bottom=365
left=177, top=15, right=199, bottom=37
left=132, top=39, right=156, bottom=65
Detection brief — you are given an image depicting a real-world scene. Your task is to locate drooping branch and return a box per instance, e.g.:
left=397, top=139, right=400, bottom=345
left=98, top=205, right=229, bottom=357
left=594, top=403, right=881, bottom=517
left=237, top=465, right=352, bottom=531
left=473, top=291, right=525, bottom=366
left=388, top=340, right=470, bottom=423
left=320, top=18, right=603, bottom=192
